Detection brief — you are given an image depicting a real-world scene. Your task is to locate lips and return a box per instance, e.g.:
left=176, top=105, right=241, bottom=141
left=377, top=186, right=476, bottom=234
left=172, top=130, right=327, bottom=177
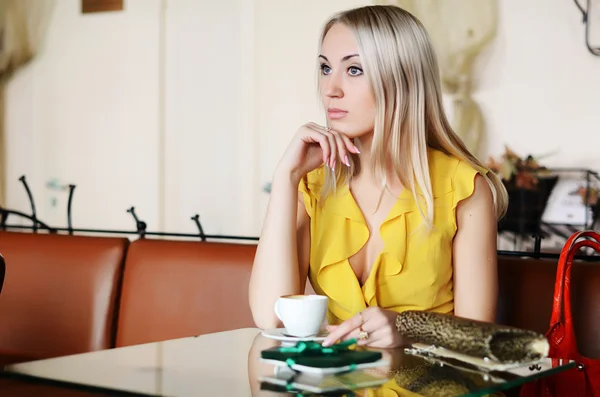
left=327, top=108, right=348, bottom=120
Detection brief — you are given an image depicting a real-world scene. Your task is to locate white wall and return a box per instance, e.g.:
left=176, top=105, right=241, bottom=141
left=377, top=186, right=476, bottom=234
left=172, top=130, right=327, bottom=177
left=4, top=0, right=600, bottom=238
left=5, top=0, right=162, bottom=231
left=476, top=0, right=599, bottom=167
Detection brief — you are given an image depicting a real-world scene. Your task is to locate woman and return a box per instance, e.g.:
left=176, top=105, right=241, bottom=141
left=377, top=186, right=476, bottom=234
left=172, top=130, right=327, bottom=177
left=248, top=5, right=508, bottom=349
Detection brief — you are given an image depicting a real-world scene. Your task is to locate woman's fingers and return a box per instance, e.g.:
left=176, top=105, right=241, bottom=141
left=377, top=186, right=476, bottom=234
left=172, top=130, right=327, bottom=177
left=306, top=123, right=336, bottom=168
left=340, top=326, right=362, bottom=342
left=322, top=313, right=364, bottom=346
left=341, top=133, right=360, bottom=155
left=332, top=132, right=350, bottom=167
left=306, top=123, right=356, bottom=168
left=301, top=126, right=331, bottom=165
left=324, top=130, right=338, bottom=169
left=356, top=328, right=384, bottom=346
left=345, top=315, right=382, bottom=345
left=324, top=308, right=396, bottom=348
left=330, top=323, right=388, bottom=348
left=303, top=124, right=333, bottom=166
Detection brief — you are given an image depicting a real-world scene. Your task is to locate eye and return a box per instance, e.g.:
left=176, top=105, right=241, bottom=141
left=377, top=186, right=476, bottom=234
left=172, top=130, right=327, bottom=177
left=348, top=66, right=363, bottom=76
left=320, top=63, right=332, bottom=75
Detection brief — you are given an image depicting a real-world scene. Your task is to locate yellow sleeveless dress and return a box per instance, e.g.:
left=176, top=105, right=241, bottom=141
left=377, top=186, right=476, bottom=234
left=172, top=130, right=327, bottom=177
left=298, top=148, right=482, bottom=325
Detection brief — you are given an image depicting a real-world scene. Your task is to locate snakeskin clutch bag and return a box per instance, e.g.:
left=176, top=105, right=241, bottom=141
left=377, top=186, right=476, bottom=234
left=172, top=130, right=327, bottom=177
left=395, top=310, right=549, bottom=365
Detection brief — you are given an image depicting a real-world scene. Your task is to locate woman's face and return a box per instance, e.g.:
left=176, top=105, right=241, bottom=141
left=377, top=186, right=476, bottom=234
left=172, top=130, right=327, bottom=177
left=319, top=23, right=376, bottom=139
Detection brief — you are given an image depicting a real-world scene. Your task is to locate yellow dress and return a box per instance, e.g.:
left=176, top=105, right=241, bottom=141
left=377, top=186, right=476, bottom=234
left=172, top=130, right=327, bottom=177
left=298, top=148, right=481, bottom=325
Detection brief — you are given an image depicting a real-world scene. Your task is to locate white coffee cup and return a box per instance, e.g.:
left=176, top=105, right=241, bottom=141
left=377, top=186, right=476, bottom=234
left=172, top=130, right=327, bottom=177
left=274, top=294, right=328, bottom=337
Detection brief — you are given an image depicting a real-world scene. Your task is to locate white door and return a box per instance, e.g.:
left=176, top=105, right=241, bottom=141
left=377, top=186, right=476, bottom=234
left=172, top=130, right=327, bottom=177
left=162, top=0, right=257, bottom=238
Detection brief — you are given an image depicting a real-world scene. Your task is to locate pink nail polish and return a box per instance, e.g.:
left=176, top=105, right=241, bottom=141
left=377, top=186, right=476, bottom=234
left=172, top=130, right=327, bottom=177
left=354, top=145, right=361, bottom=153
left=344, top=155, right=350, bottom=166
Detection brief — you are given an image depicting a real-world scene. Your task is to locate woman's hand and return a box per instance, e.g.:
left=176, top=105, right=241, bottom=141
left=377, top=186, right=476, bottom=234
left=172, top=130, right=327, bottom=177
left=321, top=307, right=405, bottom=349
left=275, top=122, right=360, bottom=183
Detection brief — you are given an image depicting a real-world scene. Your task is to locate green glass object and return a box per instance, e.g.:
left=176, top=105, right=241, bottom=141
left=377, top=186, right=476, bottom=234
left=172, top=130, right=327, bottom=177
left=261, top=339, right=382, bottom=369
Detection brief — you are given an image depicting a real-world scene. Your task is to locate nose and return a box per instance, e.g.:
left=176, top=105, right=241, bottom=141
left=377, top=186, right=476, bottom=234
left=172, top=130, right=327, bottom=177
left=324, top=72, right=344, bottom=99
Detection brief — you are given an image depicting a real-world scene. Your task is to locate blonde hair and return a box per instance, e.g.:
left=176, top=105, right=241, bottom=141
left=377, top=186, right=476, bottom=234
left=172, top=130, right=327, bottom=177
left=318, top=5, right=508, bottom=226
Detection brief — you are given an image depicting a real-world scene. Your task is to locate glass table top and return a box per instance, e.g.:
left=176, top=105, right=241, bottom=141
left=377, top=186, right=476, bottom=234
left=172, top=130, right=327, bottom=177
left=2, top=328, right=575, bottom=397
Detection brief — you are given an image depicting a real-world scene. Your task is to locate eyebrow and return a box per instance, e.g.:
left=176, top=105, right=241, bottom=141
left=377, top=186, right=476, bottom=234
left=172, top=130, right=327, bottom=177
left=318, top=54, right=360, bottom=62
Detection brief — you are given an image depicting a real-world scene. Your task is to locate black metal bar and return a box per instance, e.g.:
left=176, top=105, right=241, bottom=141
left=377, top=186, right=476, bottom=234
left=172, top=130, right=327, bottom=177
left=585, top=170, right=591, bottom=227
left=2, top=222, right=600, bottom=259
left=573, top=0, right=600, bottom=56
left=142, top=232, right=259, bottom=241
left=518, top=187, right=525, bottom=247
left=0, top=209, right=8, bottom=230
left=19, top=175, right=38, bottom=233
left=191, top=214, right=206, bottom=241
left=127, top=207, right=147, bottom=239
left=574, top=0, right=587, bottom=19
left=67, top=184, right=76, bottom=235
left=497, top=250, right=599, bottom=262
left=532, top=234, right=543, bottom=259
left=2, top=221, right=599, bottom=259
left=0, top=223, right=259, bottom=241
left=0, top=253, right=5, bottom=295
left=584, top=0, right=600, bottom=56
left=0, top=209, right=56, bottom=233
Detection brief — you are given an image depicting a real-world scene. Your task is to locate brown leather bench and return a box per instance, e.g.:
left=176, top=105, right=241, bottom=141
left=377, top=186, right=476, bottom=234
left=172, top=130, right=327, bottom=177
left=115, top=239, right=257, bottom=347
left=1, top=230, right=599, bottom=370
left=0, top=232, right=128, bottom=365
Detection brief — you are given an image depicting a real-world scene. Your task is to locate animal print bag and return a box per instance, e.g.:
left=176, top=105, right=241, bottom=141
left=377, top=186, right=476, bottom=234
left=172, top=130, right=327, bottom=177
left=395, top=310, right=549, bottom=368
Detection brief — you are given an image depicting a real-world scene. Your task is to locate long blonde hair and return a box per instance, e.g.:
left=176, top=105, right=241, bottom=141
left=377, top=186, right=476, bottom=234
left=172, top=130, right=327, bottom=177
left=318, top=5, right=508, bottom=226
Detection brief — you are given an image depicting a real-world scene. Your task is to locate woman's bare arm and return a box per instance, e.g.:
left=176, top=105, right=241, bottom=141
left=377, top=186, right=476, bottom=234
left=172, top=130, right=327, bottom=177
left=453, top=174, right=498, bottom=323
left=248, top=172, right=311, bottom=330
left=248, top=123, right=357, bottom=329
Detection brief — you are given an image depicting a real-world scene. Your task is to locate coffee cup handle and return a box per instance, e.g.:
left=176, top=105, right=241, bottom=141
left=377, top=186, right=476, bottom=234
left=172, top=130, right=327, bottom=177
left=274, top=299, right=283, bottom=322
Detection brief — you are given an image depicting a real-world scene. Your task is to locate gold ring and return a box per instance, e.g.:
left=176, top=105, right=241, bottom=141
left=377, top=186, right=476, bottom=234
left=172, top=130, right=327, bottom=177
left=357, top=311, right=368, bottom=340
left=358, top=330, right=369, bottom=340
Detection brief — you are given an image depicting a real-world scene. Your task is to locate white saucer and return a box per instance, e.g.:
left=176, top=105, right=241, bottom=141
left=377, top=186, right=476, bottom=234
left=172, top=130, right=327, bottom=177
left=261, top=328, right=328, bottom=343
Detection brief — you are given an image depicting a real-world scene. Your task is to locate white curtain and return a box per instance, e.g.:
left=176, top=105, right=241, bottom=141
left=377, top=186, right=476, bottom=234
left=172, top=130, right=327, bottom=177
left=374, top=0, right=499, bottom=158
left=0, top=0, right=54, bottom=206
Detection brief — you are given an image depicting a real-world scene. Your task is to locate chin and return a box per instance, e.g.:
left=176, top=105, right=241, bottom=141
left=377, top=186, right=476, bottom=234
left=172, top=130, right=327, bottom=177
left=329, top=121, right=372, bottom=139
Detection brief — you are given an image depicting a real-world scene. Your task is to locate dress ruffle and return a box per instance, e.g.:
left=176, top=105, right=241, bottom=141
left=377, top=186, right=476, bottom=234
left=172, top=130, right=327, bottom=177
left=301, top=150, right=482, bottom=325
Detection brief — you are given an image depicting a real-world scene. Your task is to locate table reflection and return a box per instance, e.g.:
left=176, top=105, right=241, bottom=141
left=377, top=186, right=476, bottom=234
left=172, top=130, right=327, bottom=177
left=247, top=332, right=505, bottom=397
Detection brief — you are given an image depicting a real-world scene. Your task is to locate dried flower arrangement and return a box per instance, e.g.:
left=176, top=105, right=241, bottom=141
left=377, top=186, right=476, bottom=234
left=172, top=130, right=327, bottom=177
left=486, top=146, right=553, bottom=190
left=488, top=146, right=600, bottom=211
